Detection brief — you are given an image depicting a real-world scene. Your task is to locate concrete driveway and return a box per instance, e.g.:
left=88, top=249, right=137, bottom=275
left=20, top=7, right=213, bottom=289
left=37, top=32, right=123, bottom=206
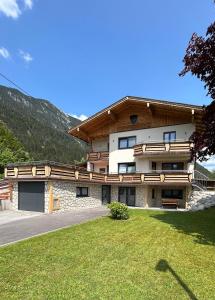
left=0, top=207, right=108, bottom=247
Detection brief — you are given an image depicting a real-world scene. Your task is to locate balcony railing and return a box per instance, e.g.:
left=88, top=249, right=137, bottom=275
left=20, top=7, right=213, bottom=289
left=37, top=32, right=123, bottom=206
left=87, top=151, right=109, bottom=161
left=134, top=140, right=193, bottom=157
left=5, top=162, right=192, bottom=185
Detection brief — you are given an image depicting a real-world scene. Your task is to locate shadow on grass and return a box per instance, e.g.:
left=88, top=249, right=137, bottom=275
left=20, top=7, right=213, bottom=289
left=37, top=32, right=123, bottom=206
left=156, top=259, right=198, bottom=300
left=151, top=207, right=215, bottom=246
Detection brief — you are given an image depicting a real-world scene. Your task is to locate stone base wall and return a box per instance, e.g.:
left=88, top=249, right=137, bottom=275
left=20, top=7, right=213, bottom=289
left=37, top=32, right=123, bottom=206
left=11, top=182, right=18, bottom=211
left=187, top=191, right=215, bottom=211
left=50, top=181, right=102, bottom=212
left=10, top=181, right=192, bottom=213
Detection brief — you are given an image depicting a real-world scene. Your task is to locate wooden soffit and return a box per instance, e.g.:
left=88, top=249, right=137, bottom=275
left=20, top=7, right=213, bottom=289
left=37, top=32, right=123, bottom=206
left=69, top=96, right=204, bottom=142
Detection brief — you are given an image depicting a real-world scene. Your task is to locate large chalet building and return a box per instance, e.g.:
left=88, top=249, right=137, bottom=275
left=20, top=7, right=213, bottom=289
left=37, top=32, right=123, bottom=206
left=3, top=96, right=206, bottom=213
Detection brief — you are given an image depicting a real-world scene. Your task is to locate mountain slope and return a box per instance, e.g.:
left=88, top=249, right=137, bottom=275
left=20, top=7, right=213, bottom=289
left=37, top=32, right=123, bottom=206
left=0, top=85, right=87, bottom=163
left=0, top=120, right=30, bottom=177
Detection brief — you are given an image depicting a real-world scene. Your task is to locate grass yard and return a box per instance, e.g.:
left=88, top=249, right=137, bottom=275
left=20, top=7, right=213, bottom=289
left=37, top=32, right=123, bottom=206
left=0, top=208, right=215, bottom=300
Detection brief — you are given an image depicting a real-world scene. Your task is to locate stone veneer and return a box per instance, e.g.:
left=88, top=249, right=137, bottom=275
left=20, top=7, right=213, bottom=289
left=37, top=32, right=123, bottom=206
left=11, top=182, right=18, bottom=211
left=187, top=190, right=215, bottom=211
left=11, top=180, right=193, bottom=212
left=11, top=181, right=148, bottom=213
left=49, top=181, right=102, bottom=212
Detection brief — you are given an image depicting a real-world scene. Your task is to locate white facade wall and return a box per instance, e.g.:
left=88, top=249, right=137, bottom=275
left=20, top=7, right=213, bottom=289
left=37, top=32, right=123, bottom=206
left=108, top=123, right=195, bottom=173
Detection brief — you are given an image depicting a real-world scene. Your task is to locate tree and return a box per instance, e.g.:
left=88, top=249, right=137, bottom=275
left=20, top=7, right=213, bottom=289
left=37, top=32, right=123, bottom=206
left=0, top=121, right=30, bottom=178
left=179, top=20, right=215, bottom=161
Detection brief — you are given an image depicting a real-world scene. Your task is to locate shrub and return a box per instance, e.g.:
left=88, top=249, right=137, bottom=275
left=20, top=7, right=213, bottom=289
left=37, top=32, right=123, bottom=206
left=108, top=202, right=129, bottom=220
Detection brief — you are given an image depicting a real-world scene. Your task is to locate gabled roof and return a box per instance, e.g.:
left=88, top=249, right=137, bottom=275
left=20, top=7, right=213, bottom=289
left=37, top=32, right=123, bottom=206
left=69, top=96, right=203, bottom=142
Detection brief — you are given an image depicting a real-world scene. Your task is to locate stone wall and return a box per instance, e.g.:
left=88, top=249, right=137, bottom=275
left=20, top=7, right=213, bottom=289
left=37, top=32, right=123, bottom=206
left=187, top=191, right=215, bottom=211
left=50, top=181, right=102, bottom=212
left=11, top=182, right=18, bottom=211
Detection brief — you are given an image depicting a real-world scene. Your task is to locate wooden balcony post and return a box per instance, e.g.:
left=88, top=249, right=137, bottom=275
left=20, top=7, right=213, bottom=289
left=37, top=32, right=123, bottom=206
left=160, top=174, right=165, bottom=182
left=142, top=144, right=146, bottom=152
left=45, top=166, right=51, bottom=177
left=89, top=172, right=93, bottom=180
left=141, top=174, right=145, bottom=182
left=166, top=143, right=170, bottom=151
left=105, top=175, right=107, bottom=182
left=119, top=175, right=123, bottom=182
left=32, top=166, right=36, bottom=177
left=188, top=173, right=193, bottom=182
left=75, top=170, right=79, bottom=180
left=4, top=168, right=7, bottom=178
left=14, top=167, right=18, bottom=178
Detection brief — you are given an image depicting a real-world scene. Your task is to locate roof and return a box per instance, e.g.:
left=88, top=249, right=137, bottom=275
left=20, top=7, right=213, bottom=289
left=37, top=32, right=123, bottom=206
left=69, top=96, right=204, bottom=142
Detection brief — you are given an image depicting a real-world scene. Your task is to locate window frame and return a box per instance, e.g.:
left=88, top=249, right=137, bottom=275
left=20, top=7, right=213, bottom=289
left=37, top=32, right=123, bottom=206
left=118, top=136, right=136, bottom=149
left=118, top=162, right=136, bottom=174
left=76, top=187, right=89, bottom=197
left=163, top=131, right=176, bottom=143
left=162, top=162, right=184, bottom=171
left=161, top=189, right=183, bottom=199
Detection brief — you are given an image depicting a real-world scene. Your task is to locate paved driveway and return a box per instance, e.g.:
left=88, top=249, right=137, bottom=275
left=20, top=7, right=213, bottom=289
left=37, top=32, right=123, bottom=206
left=0, top=207, right=108, bottom=247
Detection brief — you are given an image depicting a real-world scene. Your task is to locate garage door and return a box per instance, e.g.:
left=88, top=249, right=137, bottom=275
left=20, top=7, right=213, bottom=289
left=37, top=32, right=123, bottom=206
left=18, top=182, right=45, bottom=212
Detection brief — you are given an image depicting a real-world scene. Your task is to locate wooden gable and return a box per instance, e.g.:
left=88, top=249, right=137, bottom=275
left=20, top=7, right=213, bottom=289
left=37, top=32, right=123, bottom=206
left=69, top=97, right=203, bottom=142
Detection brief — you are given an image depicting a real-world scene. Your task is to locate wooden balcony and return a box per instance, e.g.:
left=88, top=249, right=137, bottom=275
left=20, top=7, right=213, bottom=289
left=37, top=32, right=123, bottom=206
left=87, top=151, right=109, bottom=161
left=5, top=162, right=192, bottom=185
left=134, top=141, right=193, bottom=158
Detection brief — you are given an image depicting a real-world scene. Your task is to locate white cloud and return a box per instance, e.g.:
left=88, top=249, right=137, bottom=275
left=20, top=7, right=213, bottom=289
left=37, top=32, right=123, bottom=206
left=19, top=49, right=33, bottom=63
left=0, top=47, right=10, bottom=59
left=200, top=156, right=215, bottom=171
left=0, top=0, right=33, bottom=19
left=71, top=114, right=88, bottom=121
left=0, top=0, right=21, bottom=19
left=24, top=0, right=32, bottom=9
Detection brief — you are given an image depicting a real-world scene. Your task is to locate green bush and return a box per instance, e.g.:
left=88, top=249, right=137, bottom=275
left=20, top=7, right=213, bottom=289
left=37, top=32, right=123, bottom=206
left=108, top=202, right=129, bottom=220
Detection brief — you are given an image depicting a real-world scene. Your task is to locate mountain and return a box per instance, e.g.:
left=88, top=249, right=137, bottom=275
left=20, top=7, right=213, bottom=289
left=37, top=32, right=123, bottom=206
left=196, top=162, right=215, bottom=179
left=0, top=85, right=87, bottom=164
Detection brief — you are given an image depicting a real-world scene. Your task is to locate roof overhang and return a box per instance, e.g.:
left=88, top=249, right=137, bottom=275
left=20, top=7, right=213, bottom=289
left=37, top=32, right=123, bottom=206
left=68, top=96, right=204, bottom=142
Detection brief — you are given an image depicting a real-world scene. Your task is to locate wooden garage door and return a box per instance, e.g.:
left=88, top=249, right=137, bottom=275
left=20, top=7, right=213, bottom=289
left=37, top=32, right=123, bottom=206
left=18, top=182, right=45, bottom=212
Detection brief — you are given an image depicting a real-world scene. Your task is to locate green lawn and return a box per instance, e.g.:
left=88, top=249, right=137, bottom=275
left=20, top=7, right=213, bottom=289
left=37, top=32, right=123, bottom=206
left=0, top=208, right=215, bottom=300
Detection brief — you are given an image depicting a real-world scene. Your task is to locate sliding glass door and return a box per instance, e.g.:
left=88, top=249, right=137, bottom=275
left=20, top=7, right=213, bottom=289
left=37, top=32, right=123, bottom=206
left=118, top=187, right=136, bottom=206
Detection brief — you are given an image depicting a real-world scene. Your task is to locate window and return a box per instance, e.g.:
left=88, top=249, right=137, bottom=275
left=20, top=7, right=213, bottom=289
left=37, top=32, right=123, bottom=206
left=118, top=163, right=136, bottom=173
left=99, top=168, right=106, bottom=173
left=130, top=115, right=138, bottom=124
left=162, top=162, right=184, bottom=171
left=163, top=131, right=176, bottom=142
left=118, top=187, right=136, bottom=206
left=76, top=187, right=89, bottom=197
left=152, top=162, right=157, bottom=171
left=118, top=136, right=136, bottom=149
left=162, top=189, right=183, bottom=199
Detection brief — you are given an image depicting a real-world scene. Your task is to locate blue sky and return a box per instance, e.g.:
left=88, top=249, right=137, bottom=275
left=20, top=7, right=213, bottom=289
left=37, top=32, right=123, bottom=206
left=0, top=0, right=214, bottom=117
left=0, top=0, right=215, bottom=169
